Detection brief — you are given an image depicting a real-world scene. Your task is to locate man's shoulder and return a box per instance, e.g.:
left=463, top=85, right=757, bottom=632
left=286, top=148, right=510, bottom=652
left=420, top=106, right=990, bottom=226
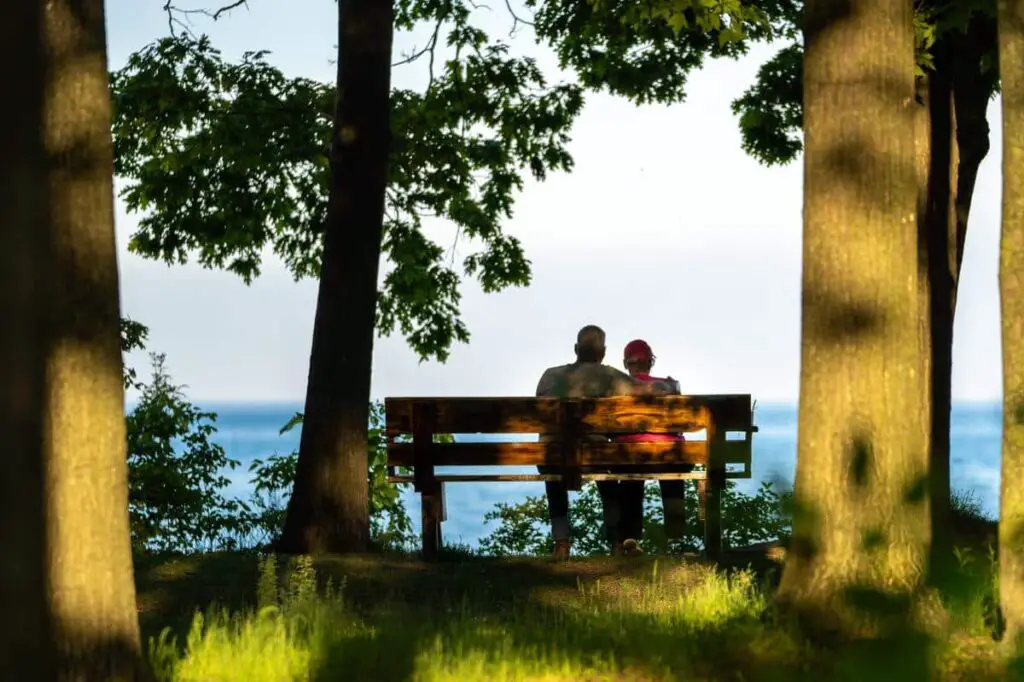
left=542, top=363, right=575, bottom=375
left=536, top=363, right=573, bottom=397
left=567, top=363, right=638, bottom=382
left=647, top=375, right=681, bottom=394
left=538, top=363, right=574, bottom=384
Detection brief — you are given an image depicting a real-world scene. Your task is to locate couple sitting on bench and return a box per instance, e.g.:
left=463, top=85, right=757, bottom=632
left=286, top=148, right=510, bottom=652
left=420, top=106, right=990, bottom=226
left=535, top=325, right=691, bottom=558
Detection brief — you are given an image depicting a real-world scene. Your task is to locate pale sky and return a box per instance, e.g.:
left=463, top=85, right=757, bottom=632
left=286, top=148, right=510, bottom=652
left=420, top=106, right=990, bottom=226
left=107, top=0, right=1004, bottom=405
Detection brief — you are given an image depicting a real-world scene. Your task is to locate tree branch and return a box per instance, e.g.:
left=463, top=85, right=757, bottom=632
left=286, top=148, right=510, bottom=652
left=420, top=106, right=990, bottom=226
left=392, top=19, right=444, bottom=89
left=503, top=0, right=534, bottom=37
left=162, top=0, right=250, bottom=36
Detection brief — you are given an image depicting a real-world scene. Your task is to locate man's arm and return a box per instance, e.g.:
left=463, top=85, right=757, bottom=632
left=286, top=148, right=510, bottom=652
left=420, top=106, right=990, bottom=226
left=608, top=368, right=669, bottom=396
left=652, top=377, right=681, bottom=395
left=536, top=368, right=558, bottom=442
left=633, top=379, right=669, bottom=396
left=536, top=368, right=555, bottom=397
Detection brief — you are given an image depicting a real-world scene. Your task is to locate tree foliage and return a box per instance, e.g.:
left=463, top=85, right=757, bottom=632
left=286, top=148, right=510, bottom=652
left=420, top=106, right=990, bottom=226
left=731, top=0, right=1000, bottom=166
left=126, top=353, right=247, bottom=553
left=122, top=352, right=417, bottom=552
left=528, top=0, right=997, bottom=168
left=526, top=0, right=789, bottom=104
left=111, top=3, right=584, bottom=361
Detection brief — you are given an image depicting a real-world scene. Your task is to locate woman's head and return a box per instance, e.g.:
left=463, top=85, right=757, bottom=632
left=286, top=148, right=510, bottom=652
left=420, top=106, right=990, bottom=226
left=623, top=339, right=655, bottom=374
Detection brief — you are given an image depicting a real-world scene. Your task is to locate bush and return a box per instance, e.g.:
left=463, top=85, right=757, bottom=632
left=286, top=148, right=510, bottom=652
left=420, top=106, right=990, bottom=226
left=478, top=479, right=792, bottom=557
left=124, top=338, right=416, bottom=553
left=127, top=353, right=248, bottom=552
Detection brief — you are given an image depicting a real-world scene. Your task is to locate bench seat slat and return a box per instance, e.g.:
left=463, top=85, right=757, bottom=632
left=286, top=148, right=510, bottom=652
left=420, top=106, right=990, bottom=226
left=387, top=439, right=754, bottom=467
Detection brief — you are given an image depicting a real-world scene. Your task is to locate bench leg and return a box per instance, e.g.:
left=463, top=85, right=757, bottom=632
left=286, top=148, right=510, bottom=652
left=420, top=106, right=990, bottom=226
left=420, top=481, right=443, bottom=561
left=699, top=471, right=724, bottom=559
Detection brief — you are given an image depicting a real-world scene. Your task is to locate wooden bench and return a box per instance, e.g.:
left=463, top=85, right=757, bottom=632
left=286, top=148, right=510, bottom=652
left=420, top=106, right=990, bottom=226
left=385, top=394, right=758, bottom=561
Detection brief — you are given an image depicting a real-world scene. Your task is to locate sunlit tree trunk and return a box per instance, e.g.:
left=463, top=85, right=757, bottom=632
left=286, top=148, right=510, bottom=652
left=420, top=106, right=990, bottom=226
left=0, top=0, right=148, bottom=679
left=277, top=0, right=395, bottom=554
left=777, top=0, right=930, bottom=635
left=997, top=0, right=1024, bottom=652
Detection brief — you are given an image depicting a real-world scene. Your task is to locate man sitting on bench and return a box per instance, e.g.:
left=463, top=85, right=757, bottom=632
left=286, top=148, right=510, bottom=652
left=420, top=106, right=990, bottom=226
left=608, top=339, right=690, bottom=554
left=535, top=325, right=668, bottom=558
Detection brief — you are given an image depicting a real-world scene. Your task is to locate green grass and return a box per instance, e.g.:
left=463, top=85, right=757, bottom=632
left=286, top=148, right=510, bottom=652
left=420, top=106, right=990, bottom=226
left=135, top=539, right=1015, bottom=682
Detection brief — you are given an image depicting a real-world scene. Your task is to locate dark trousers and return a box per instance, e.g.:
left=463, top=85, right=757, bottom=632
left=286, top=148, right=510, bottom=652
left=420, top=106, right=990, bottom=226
left=598, top=468, right=692, bottom=544
left=541, top=465, right=692, bottom=545
left=538, top=466, right=571, bottom=542
left=540, top=465, right=624, bottom=543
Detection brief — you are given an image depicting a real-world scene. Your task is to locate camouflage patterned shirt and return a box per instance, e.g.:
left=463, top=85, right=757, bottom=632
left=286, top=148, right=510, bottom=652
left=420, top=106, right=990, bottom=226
left=535, top=362, right=665, bottom=399
left=535, top=361, right=666, bottom=443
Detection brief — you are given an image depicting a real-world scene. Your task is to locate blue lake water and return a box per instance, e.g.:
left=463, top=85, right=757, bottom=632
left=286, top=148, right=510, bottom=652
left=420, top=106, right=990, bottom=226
left=205, top=401, right=1003, bottom=547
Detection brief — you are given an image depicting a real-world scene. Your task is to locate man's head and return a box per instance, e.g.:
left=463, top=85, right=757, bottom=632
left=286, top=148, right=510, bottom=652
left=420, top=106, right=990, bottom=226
left=623, top=339, right=655, bottom=374
left=574, top=325, right=606, bottom=363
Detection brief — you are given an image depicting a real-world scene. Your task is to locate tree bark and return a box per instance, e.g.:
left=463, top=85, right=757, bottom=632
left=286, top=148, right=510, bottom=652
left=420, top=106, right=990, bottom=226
left=920, top=40, right=957, bottom=577
left=924, top=13, right=995, bottom=580
left=277, top=0, right=395, bottom=554
left=0, top=1, right=54, bottom=677
left=777, top=0, right=930, bottom=636
left=997, top=0, right=1024, bottom=652
left=951, top=14, right=997, bottom=289
left=0, top=0, right=148, bottom=679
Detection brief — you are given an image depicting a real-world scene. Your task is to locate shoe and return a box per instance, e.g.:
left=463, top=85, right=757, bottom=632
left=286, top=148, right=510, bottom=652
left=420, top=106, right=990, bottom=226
left=618, top=538, right=643, bottom=556
left=552, top=539, right=571, bottom=559
left=610, top=540, right=643, bottom=557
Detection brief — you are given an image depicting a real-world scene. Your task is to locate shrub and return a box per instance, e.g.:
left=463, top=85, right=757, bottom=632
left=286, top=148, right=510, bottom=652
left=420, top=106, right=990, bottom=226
left=126, top=353, right=248, bottom=552
left=478, top=479, right=792, bottom=557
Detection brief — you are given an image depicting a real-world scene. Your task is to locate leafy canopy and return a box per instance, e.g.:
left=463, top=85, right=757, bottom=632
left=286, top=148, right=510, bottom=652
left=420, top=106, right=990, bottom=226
left=731, top=0, right=999, bottom=166
left=112, top=1, right=583, bottom=361
left=531, top=0, right=997, bottom=168
left=527, top=0, right=790, bottom=105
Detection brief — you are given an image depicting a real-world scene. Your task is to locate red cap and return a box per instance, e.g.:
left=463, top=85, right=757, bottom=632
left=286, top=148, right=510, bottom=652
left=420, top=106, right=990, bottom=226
left=623, top=339, right=655, bottom=362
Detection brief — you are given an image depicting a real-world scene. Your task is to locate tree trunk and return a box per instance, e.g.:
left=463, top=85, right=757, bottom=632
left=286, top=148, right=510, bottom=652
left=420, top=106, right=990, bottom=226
left=777, top=0, right=930, bottom=637
left=921, top=40, right=957, bottom=577
left=0, top=2, right=53, bottom=677
left=925, top=13, right=995, bottom=581
left=997, top=0, right=1024, bottom=652
left=277, top=0, right=395, bottom=555
left=0, top=1, right=148, bottom=679
left=951, top=14, right=997, bottom=289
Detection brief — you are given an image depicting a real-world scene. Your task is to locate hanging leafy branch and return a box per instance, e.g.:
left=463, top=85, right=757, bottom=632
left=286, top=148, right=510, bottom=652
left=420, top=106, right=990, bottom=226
left=525, top=0, right=790, bottom=104
left=112, top=0, right=584, bottom=361
left=730, top=0, right=1000, bottom=166
left=526, top=0, right=997, bottom=168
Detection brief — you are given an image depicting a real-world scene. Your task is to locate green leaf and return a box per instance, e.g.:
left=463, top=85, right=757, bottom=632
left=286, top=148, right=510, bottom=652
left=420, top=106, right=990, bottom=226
left=112, top=10, right=583, bottom=363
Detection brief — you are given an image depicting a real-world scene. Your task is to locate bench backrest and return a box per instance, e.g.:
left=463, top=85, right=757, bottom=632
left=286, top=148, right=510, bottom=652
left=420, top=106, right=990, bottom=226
left=385, top=395, right=755, bottom=476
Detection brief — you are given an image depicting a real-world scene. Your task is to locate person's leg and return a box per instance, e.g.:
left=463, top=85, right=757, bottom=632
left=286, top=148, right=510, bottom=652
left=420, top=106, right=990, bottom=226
left=660, top=477, right=689, bottom=539
left=595, top=478, right=622, bottom=549
left=618, top=479, right=646, bottom=543
left=539, top=465, right=571, bottom=557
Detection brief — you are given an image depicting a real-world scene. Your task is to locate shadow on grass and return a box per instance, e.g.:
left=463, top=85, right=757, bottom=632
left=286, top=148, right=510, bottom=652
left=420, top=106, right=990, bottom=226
left=132, top=490, right=1013, bottom=681
left=135, top=546, right=1021, bottom=681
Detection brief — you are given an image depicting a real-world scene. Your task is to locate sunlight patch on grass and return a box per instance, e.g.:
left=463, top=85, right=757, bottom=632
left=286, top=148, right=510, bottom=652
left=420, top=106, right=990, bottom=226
left=141, top=552, right=1012, bottom=681
left=147, top=556, right=775, bottom=681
